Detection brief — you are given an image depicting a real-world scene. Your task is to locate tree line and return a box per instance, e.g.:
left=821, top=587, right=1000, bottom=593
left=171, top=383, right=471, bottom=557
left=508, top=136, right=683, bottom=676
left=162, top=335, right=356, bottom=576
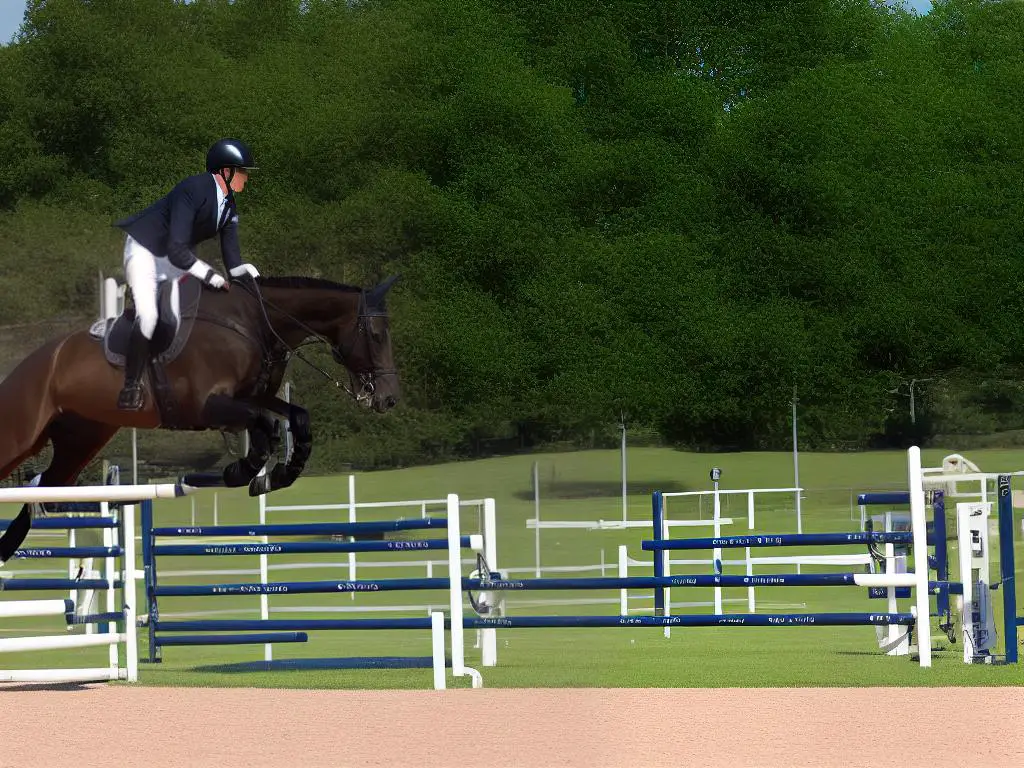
left=1, top=0, right=1023, bottom=470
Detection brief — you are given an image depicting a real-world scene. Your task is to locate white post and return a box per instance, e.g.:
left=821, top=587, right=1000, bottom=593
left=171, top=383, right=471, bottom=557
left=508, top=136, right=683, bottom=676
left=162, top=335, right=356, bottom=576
left=481, top=498, right=498, bottom=667
left=446, top=495, right=466, bottom=677
left=122, top=502, right=138, bottom=682
left=620, top=421, right=628, bottom=523
left=907, top=446, right=932, bottom=668
left=258, top=473, right=270, bottom=663
left=431, top=611, right=446, bottom=690
left=533, top=461, right=541, bottom=577
left=746, top=490, right=756, bottom=611
left=103, top=502, right=116, bottom=671
left=131, top=429, right=138, bottom=485
left=792, top=386, right=802, bottom=534
left=712, top=489, right=723, bottom=614
left=103, top=277, right=118, bottom=320
left=618, top=544, right=628, bottom=615
left=283, top=381, right=294, bottom=460
left=347, top=474, right=357, bottom=585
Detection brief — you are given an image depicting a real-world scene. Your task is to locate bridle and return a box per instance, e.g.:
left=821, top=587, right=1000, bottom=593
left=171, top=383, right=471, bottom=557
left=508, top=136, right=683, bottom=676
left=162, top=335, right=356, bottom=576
left=331, top=291, right=398, bottom=405
left=236, top=279, right=395, bottom=404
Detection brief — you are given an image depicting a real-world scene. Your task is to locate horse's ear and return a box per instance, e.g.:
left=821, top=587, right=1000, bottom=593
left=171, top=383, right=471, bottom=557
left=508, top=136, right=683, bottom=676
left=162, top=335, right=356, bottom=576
left=369, top=274, right=400, bottom=306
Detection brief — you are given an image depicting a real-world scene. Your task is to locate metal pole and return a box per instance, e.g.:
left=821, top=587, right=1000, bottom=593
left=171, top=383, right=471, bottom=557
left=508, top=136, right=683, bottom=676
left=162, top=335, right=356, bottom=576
left=533, top=461, right=541, bottom=577
left=792, top=386, right=801, bottom=533
left=620, top=420, right=627, bottom=523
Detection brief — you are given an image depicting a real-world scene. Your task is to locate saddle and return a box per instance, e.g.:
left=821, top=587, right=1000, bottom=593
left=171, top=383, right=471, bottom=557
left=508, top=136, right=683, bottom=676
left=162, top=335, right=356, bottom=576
left=90, top=276, right=203, bottom=366
left=89, top=276, right=203, bottom=427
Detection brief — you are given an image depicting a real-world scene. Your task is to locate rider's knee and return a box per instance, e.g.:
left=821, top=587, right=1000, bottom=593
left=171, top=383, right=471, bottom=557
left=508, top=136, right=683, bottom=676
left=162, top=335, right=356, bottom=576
left=138, top=312, right=158, bottom=340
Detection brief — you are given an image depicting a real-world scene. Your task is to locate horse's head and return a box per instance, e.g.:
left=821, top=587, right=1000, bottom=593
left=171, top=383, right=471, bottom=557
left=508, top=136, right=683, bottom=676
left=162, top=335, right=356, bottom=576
left=332, top=275, right=401, bottom=413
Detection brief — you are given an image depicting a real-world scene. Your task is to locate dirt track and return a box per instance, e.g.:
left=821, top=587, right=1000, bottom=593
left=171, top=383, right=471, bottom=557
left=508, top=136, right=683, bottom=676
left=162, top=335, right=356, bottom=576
left=3, top=685, right=1022, bottom=767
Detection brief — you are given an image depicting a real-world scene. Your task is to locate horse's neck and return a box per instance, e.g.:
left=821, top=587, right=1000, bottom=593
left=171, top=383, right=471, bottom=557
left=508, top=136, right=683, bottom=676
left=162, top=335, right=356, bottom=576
left=260, top=285, right=359, bottom=346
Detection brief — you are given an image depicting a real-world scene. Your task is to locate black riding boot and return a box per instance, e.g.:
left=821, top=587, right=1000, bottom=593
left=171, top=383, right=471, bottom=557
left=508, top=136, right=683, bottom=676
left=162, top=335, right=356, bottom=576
left=117, top=324, right=150, bottom=411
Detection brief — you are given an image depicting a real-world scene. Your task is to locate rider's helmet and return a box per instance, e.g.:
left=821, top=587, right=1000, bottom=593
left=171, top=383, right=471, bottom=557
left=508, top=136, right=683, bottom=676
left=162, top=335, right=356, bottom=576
left=206, top=138, right=257, bottom=173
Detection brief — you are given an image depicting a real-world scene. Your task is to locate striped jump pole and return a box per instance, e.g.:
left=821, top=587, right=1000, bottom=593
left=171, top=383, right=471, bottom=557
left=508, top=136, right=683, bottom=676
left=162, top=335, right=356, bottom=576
left=0, top=486, right=141, bottom=684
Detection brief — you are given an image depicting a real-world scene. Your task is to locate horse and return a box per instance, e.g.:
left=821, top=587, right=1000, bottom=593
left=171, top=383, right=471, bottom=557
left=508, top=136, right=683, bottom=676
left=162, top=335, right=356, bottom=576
left=0, top=274, right=401, bottom=563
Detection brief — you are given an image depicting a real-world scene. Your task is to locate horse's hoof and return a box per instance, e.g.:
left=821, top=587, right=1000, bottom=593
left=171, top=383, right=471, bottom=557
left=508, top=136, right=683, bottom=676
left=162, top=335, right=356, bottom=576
left=181, top=472, right=225, bottom=489
left=248, top=475, right=271, bottom=497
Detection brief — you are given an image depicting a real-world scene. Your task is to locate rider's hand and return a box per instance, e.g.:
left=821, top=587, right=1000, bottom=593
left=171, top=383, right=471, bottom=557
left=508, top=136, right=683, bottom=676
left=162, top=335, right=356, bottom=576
left=230, top=263, right=260, bottom=279
left=189, top=260, right=228, bottom=290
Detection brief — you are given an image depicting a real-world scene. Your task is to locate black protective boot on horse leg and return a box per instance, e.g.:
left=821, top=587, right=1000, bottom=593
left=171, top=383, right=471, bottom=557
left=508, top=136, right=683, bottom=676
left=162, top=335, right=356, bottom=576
left=117, top=322, right=151, bottom=411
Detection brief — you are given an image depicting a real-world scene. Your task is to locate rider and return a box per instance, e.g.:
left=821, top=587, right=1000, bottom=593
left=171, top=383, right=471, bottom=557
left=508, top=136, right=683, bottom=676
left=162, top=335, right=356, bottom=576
left=113, top=138, right=261, bottom=411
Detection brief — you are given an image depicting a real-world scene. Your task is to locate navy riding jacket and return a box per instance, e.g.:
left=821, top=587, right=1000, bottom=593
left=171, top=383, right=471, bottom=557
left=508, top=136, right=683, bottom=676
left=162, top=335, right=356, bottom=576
left=115, top=173, right=241, bottom=273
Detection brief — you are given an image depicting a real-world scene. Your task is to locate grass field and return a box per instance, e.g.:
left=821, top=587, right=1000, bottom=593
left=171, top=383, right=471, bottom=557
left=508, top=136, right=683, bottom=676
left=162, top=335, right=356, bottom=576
left=2, top=446, right=1022, bottom=688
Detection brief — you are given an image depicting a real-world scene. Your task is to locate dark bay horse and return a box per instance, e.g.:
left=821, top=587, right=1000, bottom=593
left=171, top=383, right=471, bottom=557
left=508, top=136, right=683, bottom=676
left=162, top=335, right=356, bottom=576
left=0, top=275, right=400, bottom=563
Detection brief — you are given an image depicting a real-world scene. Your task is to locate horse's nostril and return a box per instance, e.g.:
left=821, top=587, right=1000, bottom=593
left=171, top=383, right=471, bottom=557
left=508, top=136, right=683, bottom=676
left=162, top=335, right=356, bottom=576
left=385, top=397, right=396, bottom=409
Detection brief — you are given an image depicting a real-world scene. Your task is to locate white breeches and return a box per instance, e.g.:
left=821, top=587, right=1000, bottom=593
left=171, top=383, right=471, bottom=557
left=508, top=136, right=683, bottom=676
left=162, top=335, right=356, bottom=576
left=123, top=237, right=183, bottom=340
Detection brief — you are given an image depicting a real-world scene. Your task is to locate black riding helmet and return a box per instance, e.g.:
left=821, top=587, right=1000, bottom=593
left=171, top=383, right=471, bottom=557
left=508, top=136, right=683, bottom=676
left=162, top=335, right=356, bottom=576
left=205, top=138, right=257, bottom=173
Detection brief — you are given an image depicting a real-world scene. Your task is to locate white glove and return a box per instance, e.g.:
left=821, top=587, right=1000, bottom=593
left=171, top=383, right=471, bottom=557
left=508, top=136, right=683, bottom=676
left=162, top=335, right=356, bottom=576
left=189, top=260, right=227, bottom=290
left=230, top=263, right=260, bottom=279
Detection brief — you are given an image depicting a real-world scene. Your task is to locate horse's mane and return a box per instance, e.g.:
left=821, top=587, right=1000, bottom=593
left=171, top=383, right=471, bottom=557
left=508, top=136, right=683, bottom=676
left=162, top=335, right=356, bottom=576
left=256, top=276, right=361, bottom=293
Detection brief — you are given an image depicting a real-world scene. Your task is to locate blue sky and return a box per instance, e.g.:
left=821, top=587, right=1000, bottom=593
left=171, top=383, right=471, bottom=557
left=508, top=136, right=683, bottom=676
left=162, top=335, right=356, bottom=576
left=0, top=0, right=936, bottom=46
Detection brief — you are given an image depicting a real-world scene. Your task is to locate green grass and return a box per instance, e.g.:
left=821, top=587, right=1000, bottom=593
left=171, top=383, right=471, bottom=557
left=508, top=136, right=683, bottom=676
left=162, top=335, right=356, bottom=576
left=2, top=446, right=1023, bottom=688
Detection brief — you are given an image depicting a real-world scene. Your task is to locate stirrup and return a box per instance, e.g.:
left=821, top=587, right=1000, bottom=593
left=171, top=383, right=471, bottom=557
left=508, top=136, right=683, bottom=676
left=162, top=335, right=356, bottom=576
left=117, top=384, right=144, bottom=411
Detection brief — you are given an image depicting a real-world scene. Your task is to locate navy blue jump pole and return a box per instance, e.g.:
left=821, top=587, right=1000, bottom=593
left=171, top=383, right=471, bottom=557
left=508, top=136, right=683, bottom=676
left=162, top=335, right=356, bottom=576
left=0, top=578, right=113, bottom=591
left=156, top=618, right=436, bottom=632
left=463, top=613, right=916, bottom=629
left=151, top=538, right=475, bottom=556
left=154, top=632, right=309, bottom=647
left=151, top=574, right=962, bottom=596
left=642, top=531, right=916, bottom=551
left=0, top=516, right=119, bottom=530
left=856, top=492, right=911, bottom=506
left=12, top=547, right=122, bottom=559
left=149, top=518, right=449, bottom=537
left=998, top=475, right=1019, bottom=663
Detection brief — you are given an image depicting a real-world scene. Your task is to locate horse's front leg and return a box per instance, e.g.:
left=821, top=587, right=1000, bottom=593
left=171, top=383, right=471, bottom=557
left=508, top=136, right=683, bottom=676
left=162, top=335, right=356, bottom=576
left=200, top=395, right=280, bottom=493
left=248, top=396, right=312, bottom=494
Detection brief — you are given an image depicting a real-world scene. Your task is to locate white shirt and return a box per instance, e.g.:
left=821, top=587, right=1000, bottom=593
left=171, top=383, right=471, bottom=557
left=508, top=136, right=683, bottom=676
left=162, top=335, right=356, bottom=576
left=213, top=173, right=228, bottom=229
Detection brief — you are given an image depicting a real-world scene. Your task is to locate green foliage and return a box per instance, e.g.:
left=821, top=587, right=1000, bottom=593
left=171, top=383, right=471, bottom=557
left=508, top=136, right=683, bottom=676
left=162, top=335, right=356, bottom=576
left=1, top=0, right=1024, bottom=468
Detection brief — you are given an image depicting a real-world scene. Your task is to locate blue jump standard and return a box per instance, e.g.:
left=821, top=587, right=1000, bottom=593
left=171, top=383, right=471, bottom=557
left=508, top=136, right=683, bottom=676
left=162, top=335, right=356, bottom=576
left=152, top=538, right=473, bottom=556
left=153, top=575, right=962, bottom=597
left=642, top=531, right=917, bottom=551
left=150, top=518, right=449, bottom=537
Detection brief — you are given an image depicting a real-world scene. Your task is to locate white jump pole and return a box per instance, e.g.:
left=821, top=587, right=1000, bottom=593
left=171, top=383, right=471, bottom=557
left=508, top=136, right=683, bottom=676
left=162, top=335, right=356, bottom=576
left=0, top=483, right=191, bottom=503
left=0, top=600, right=72, bottom=619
